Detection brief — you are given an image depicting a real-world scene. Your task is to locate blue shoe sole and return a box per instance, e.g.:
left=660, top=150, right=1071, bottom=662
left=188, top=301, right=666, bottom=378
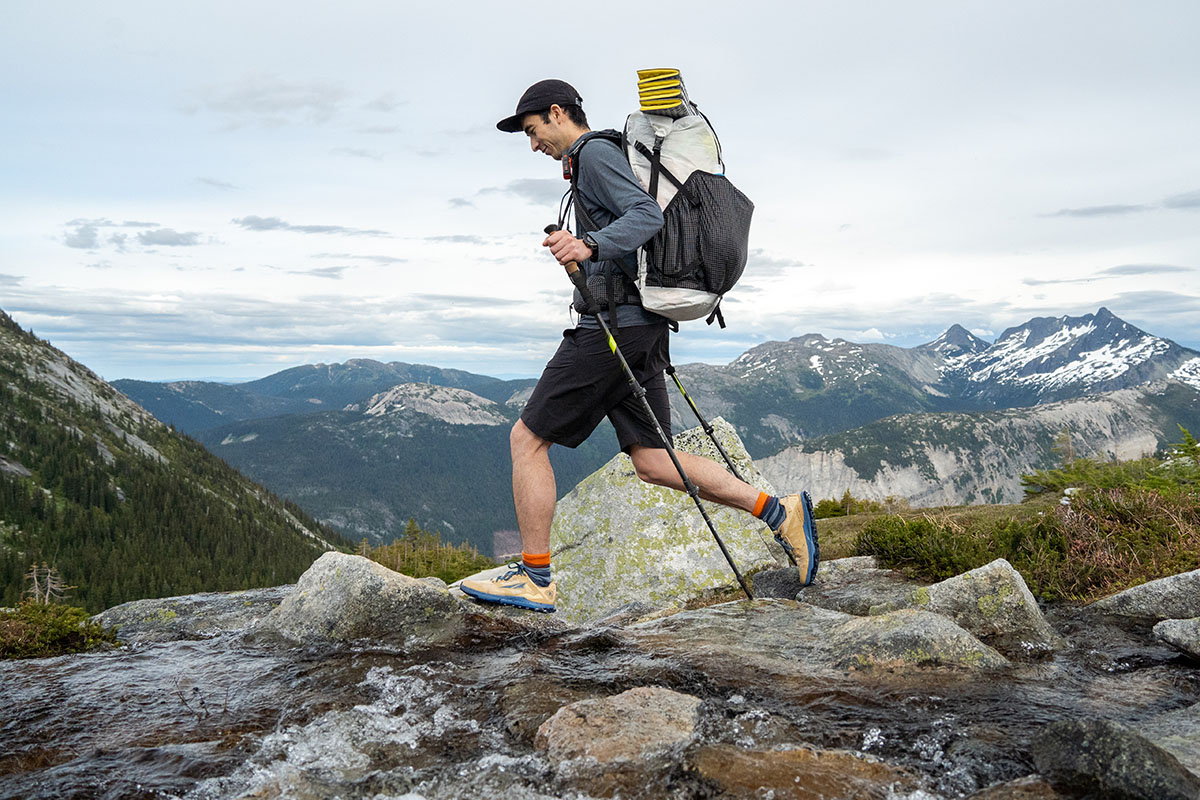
left=801, top=491, right=820, bottom=585
left=460, top=584, right=555, bottom=613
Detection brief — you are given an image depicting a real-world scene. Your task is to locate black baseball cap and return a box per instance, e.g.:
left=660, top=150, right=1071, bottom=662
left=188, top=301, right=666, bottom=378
left=496, top=79, right=583, bottom=133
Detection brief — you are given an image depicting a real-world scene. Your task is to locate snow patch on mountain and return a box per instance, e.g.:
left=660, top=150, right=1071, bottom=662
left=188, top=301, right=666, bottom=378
left=350, top=384, right=508, bottom=426
left=1172, top=357, right=1200, bottom=391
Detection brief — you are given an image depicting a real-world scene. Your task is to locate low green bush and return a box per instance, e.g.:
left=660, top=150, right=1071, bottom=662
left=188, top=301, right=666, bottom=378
left=1, top=601, right=120, bottom=659
left=856, top=426, right=1200, bottom=602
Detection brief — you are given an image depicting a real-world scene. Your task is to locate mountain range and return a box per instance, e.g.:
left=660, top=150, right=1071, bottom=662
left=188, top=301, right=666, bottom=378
left=96, top=307, right=1200, bottom=554
left=0, top=310, right=348, bottom=612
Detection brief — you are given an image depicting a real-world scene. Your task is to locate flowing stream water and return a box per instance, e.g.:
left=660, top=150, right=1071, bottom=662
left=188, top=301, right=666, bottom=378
left=1, top=604, right=1197, bottom=800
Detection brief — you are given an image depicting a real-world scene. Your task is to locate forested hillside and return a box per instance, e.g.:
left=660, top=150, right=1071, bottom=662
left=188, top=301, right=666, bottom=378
left=0, top=310, right=349, bottom=612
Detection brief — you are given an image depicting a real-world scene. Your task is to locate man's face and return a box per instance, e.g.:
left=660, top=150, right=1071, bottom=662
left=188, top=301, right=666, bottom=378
left=522, top=107, right=566, bottom=160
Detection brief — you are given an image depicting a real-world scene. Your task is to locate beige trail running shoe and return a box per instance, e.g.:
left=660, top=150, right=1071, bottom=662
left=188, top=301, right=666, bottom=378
left=775, top=491, right=820, bottom=585
left=460, top=563, right=556, bottom=612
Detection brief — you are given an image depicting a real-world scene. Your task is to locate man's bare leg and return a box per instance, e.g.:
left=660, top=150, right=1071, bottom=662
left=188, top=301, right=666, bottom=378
left=628, top=445, right=759, bottom=511
left=510, top=418, right=556, bottom=555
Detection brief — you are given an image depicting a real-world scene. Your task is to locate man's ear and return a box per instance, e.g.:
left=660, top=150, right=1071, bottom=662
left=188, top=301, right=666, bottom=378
left=547, top=104, right=564, bottom=123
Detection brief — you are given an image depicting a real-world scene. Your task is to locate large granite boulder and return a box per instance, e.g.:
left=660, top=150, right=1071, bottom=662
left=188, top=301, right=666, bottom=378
left=628, top=598, right=1007, bottom=676
left=1033, top=718, right=1200, bottom=799
left=549, top=418, right=786, bottom=624
left=1154, top=617, right=1200, bottom=659
left=93, top=586, right=291, bottom=643
left=1087, top=569, right=1200, bottom=621
left=266, top=552, right=463, bottom=645
left=869, top=559, right=1062, bottom=657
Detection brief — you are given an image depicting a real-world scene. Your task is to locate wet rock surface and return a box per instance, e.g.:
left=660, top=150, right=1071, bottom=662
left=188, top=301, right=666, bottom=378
left=1087, top=568, right=1200, bottom=621
left=688, top=743, right=919, bottom=799
left=535, top=686, right=702, bottom=764
left=93, top=585, right=291, bottom=642
left=1155, top=617, right=1200, bottom=660
left=796, top=554, right=917, bottom=614
left=8, top=555, right=1200, bottom=799
left=1032, top=718, right=1200, bottom=799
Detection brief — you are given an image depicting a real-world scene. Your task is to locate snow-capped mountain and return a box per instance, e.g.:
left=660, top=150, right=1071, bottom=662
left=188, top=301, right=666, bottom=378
left=947, top=307, right=1200, bottom=404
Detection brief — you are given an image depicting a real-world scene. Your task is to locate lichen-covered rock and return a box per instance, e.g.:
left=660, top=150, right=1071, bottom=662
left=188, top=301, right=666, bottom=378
left=1154, top=618, right=1200, bottom=660
left=628, top=598, right=1007, bottom=676
left=267, top=552, right=463, bottom=645
left=829, top=609, right=1009, bottom=671
left=869, top=559, right=1062, bottom=657
left=549, top=418, right=785, bottom=623
left=1032, top=718, right=1200, bottom=799
left=1087, top=569, right=1200, bottom=621
left=93, top=586, right=291, bottom=643
left=535, top=686, right=701, bottom=764
left=796, top=555, right=917, bottom=614
left=688, top=743, right=918, bottom=799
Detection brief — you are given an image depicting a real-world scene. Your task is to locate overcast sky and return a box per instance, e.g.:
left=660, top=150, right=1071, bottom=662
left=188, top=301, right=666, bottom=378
left=2, top=1, right=1198, bottom=382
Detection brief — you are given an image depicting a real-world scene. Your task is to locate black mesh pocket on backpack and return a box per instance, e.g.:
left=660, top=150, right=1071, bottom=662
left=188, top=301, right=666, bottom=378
left=643, top=171, right=753, bottom=295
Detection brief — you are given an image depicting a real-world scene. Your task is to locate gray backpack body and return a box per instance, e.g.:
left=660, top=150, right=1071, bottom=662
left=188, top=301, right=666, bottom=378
left=568, top=109, right=753, bottom=327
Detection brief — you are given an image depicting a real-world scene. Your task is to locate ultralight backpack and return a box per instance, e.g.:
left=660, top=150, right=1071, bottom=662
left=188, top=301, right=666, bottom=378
left=567, top=70, right=754, bottom=327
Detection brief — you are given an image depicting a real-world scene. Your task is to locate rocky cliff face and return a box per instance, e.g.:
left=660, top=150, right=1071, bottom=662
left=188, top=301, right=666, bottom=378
left=760, top=384, right=1175, bottom=505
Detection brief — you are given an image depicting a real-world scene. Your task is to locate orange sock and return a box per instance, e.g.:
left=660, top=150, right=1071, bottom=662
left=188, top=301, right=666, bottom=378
left=522, top=551, right=551, bottom=568
left=752, top=492, right=770, bottom=518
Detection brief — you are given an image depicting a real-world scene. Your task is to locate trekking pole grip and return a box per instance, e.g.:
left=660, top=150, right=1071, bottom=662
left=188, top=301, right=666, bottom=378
left=544, top=224, right=596, bottom=306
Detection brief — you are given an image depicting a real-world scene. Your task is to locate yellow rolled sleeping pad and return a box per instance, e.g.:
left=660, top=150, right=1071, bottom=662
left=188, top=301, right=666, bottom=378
left=636, top=68, right=691, bottom=115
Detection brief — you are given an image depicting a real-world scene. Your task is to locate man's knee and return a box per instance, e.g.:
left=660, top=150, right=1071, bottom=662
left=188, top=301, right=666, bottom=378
left=630, top=446, right=673, bottom=486
left=511, top=419, right=548, bottom=459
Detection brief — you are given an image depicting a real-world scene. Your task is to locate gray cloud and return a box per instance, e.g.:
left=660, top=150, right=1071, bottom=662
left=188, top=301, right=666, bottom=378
left=448, top=197, right=476, bottom=209
left=1163, top=189, right=1200, bottom=210
left=425, top=234, right=488, bottom=245
left=478, top=178, right=567, bottom=206
left=313, top=252, right=407, bottom=264
left=108, top=233, right=129, bottom=252
left=195, top=76, right=349, bottom=127
left=86, top=260, right=114, bottom=270
left=743, top=249, right=810, bottom=278
left=410, top=294, right=523, bottom=309
left=0, top=273, right=23, bottom=285
left=1047, top=204, right=1151, bottom=218
left=286, top=266, right=347, bottom=280
left=363, top=93, right=404, bottom=112
left=332, top=146, right=384, bottom=161
left=1099, top=263, right=1195, bottom=276
left=137, top=228, right=202, bottom=246
left=121, top=220, right=158, bottom=228
left=64, top=223, right=100, bottom=249
left=197, top=177, right=239, bottom=190
left=232, top=215, right=389, bottom=237
left=357, top=125, right=401, bottom=135
left=1022, top=276, right=1094, bottom=286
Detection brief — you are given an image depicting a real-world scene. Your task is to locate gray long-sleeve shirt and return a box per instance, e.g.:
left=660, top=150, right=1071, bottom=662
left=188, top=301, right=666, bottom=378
left=568, top=131, right=665, bottom=329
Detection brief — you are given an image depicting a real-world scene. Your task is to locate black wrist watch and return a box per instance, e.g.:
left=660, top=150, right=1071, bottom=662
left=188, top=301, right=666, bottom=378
left=581, top=233, right=599, bottom=261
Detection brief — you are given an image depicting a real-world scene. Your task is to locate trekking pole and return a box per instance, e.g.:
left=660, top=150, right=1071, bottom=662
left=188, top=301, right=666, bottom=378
left=546, top=224, right=753, bottom=600
left=666, top=364, right=795, bottom=567
left=665, top=365, right=745, bottom=482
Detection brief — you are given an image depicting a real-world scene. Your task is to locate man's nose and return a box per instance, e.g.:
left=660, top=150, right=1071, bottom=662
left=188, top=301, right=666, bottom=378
left=530, top=138, right=539, bottom=153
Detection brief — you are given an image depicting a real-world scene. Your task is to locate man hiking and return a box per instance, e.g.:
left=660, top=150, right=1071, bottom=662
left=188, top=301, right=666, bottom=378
left=460, top=79, right=818, bottom=612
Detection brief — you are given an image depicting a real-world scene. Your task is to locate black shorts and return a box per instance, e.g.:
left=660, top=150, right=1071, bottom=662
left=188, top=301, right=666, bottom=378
left=521, top=322, right=672, bottom=451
